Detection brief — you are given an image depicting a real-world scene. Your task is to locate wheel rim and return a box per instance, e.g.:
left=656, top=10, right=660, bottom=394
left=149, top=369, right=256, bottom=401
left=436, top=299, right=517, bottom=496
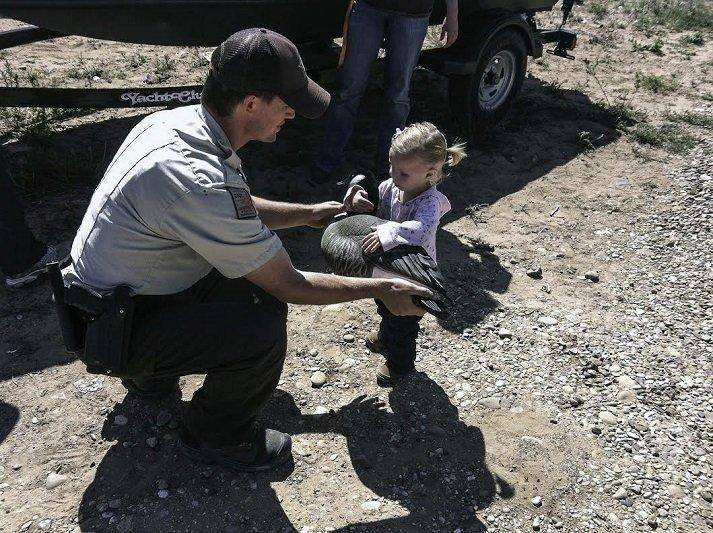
left=478, top=50, right=516, bottom=112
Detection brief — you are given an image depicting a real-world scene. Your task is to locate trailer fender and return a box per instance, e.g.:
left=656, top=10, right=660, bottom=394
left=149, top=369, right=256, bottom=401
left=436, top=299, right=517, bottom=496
left=420, top=11, right=538, bottom=76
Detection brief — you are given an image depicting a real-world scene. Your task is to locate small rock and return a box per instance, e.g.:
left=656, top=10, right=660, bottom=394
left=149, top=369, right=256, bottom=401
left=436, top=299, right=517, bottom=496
left=617, top=389, right=637, bottom=403
left=526, top=266, right=543, bottom=279
left=361, top=500, right=381, bottom=511
left=591, top=426, right=602, bottom=435
left=667, top=485, right=684, bottom=499
left=156, top=479, right=169, bottom=490
left=45, top=473, right=68, bottom=490
left=73, top=377, right=104, bottom=394
left=427, top=425, right=447, bottom=438
left=311, top=371, right=327, bottom=388
left=146, top=437, right=158, bottom=449
left=157, top=489, right=169, bottom=498
left=569, top=396, right=584, bottom=407
left=599, top=411, right=618, bottom=425
left=156, top=410, right=171, bottom=427
left=531, top=496, right=543, bottom=507
left=20, top=522, right=32, bottom=532
left=613, top=487, right=628, bottom=500
left=37, top=519, right=52, bottom=530
left=109, top=499, right=121, bottom=509
left=498, top=328, right=513, bottom=339
left=647, top=514, right=658, bottom=528
left=701, top=490, right=712, bottom=503
left=616, top=375, right=637, bottom=389
left=584, top=270, right=600, bottom=282
left=313, top=406, right=330, bottom=415
left=532, top=516, right=542, bottom=530
left=478, top=396, right=502, bottom=410
left=113, top=415, right=128, bottom=426
left=117, top=518, right=133, bottom=533
left=343, top=334, right=355, bottom=343
left=538, top=316, right=558, bottom=326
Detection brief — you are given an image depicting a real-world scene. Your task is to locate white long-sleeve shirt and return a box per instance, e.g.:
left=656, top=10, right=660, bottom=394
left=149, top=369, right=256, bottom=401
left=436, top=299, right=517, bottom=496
left=347, top=178, right=451, bottom=260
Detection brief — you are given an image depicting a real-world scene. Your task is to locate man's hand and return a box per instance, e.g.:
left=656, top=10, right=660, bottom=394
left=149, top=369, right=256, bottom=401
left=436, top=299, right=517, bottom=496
left=350, top=189, right=375, bottom=213
left=378, top=278, right=432, bottom=316
left=308, top=201, right=346, bottom=228
left=440, top=0, right=459, bottom=48
left=361, top=230, right=382, bottom=254
left=345, top=185, right=375, bottom=213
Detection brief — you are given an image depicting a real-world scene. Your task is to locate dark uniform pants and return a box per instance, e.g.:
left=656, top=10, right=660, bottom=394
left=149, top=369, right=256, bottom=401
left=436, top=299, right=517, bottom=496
left=376, top=299, right=421, bottom=374
left=0, top=156, right=46, bottom=275
left=128, top=270, right=288, bottom=445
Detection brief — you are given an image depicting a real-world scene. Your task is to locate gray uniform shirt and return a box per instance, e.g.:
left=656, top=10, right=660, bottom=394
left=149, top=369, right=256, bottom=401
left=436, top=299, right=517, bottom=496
left=65, top=105, right=283, bottom=295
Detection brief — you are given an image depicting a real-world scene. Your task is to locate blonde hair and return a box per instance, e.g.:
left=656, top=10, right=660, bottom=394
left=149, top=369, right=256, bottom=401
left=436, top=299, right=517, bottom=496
left=389, top=122, right=467, bottom=184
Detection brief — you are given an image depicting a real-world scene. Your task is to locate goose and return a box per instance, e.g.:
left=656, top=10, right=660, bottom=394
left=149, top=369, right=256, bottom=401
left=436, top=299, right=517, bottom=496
left=321, top=214, right=450, bottom=318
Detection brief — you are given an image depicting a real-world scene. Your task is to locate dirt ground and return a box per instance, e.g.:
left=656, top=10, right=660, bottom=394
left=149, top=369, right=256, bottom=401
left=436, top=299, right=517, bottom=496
left=1, top=2, right=711, bottom=532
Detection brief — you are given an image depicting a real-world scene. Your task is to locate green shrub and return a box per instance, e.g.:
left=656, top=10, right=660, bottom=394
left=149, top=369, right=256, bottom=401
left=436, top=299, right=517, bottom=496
left=590, top=1, right=608, bottom=18
left=633, top=122, right=698, bottom=153
left=622, top=0, right=713, bottom=32
left=635, top=72, right=678, bottom=93
left=680, top=31, right=705, bottom=45
left=665, top=111, right=713, bottom=128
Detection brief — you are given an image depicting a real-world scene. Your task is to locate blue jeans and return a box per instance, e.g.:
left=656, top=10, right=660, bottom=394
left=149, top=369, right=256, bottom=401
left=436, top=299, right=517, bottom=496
left=317, top=1, right=430, bottom=177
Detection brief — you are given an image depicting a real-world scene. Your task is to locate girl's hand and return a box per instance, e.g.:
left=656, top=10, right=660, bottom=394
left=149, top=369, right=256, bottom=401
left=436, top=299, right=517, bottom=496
left=351, top=189, right=375, bottom=213
left=361, top=231, right=382, bottom=254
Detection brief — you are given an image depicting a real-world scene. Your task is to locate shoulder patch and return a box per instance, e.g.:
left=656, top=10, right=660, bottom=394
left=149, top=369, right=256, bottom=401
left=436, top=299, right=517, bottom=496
left=226, top=187, right=258, bottom=219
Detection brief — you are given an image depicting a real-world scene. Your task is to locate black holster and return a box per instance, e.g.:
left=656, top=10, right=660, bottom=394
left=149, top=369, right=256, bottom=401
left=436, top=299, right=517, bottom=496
left=49, top=263, right=134, bottom=376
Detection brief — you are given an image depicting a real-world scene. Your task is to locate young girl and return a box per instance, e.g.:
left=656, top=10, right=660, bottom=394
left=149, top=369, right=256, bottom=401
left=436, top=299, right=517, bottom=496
left=343, top=122, right=466, bottom=386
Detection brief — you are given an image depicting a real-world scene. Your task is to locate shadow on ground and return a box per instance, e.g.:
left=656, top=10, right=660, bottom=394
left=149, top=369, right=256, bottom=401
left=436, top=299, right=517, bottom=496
left=0, top=401, right=19, bottom=447
left=78, top=375, right=508, bottom=531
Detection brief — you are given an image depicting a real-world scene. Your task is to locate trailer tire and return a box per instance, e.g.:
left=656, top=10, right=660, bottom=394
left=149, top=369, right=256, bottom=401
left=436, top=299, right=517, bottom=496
left=448, top=28, right=528, bottom=139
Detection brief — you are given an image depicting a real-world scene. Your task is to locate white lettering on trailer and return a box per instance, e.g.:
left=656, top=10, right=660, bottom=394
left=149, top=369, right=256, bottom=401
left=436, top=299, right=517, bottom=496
left=120, top=90, right=201, bottom=106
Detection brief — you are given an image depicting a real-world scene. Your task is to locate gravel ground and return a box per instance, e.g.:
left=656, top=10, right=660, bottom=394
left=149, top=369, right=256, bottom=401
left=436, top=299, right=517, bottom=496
left=1, top=3, right=712, bottom=531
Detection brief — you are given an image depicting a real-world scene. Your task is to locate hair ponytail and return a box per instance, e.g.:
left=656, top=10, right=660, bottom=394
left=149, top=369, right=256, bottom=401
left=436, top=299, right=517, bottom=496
left=445, top=142, right=467, bottom=167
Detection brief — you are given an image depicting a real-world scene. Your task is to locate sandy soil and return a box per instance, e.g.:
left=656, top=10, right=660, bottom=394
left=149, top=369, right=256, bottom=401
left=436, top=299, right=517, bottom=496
left=1, top=3, right=711, bottom=532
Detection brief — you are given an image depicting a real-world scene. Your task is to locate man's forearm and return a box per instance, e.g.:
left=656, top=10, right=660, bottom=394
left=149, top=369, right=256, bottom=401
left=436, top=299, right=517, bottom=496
left=446, top=0, right=458, bottom=14
left=253, top=196, right=311, bottom=230
left=285, top=271, right=386, bottom=305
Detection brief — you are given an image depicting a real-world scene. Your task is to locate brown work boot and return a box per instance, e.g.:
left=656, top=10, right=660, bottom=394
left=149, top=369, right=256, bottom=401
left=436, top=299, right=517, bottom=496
left=375, top=363, right=413, bottom=388
left=365, top=331, right=384, bottom=354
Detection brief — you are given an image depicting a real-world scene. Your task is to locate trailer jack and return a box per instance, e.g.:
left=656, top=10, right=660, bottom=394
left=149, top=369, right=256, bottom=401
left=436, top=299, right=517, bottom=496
left=542, top=0, right=580, bottom=59
left=546, top=31, right=577, bottom=59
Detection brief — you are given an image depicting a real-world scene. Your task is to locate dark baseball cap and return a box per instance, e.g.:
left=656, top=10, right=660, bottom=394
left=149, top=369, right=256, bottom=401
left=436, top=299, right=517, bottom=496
left=211, top=28, right=330, bottom=119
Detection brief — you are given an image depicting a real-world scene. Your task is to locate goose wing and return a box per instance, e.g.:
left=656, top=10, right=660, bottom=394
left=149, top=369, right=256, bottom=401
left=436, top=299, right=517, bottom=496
left=368, top=245, right=451, bottom=318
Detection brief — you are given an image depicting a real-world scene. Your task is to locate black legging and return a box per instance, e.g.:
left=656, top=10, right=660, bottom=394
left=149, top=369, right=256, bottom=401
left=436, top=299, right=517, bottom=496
left=376, top=299, right=421, bottom=373
left=0, top=155, right=46, bottom=275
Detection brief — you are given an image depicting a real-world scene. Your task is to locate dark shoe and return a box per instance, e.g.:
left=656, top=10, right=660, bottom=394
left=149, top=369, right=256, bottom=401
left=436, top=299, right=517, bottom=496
left=375, top=363, right=413, bottom=388
left=365, top=331, right=384, bottom=354
left=121, top=377, right=180, bottom=399
left=5, top=243, right=70, bottom=289
left=179, top=425, right=292, bottom=473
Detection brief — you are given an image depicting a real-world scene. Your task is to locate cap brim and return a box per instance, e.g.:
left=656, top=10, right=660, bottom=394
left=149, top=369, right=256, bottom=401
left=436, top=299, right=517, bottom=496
left=283, top=76, right=331, bottom=119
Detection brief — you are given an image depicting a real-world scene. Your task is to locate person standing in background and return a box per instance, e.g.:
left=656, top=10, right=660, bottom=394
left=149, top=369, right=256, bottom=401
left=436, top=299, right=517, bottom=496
left=310, top=0, right=459, bottom=185
left=0, top=153, right=69, bottom=290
